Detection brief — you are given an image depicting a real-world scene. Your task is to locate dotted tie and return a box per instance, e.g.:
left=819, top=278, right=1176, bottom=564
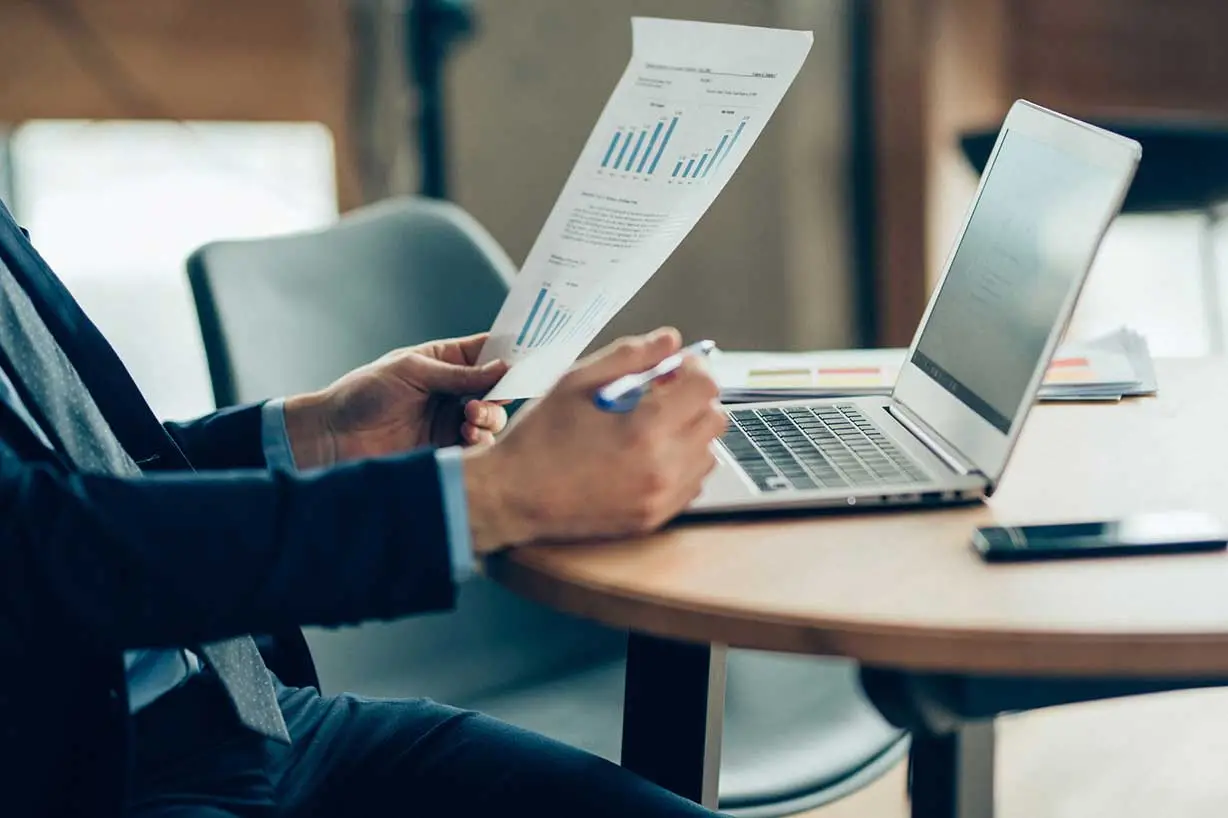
left=0, top=256, right=290, bottom=744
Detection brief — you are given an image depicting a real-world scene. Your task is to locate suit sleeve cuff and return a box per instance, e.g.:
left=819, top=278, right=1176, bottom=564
left=262, top=399, right=473, bottom=583
left=261, top=398, right=299, bottom=472
left=435, top=447, right=476, bottom=583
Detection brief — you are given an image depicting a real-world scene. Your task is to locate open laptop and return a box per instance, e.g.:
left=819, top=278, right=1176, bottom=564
left=689, top=100, right=1141, bottom=515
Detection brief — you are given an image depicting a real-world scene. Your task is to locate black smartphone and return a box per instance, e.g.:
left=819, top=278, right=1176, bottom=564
left=972, top=511, right=1228, bottom=562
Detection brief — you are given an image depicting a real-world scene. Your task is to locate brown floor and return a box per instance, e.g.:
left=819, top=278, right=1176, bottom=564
left=805, top=688, right=1228, bottom=818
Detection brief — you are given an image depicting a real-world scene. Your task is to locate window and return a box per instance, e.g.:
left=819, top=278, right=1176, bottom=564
left=6, top=120, right=338, bottom=419
left=1068, top=213, right=1222, bottom=357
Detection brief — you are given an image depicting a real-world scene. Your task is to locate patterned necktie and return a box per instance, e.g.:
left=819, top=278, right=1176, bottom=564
left=0, top=258, right=290, bottom=744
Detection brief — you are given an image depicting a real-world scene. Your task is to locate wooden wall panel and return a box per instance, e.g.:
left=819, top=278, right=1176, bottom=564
left=0, top=0, right=359, bottom=207
left=1007, top=0, right=1228, bottom=118
left=868, top=0, right=931, bottom=346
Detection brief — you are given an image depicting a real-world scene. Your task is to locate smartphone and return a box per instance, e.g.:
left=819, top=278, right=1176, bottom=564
left=972, top=511, right=1228, bottom=562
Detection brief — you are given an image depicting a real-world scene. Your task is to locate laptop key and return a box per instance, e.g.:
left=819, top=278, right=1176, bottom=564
left=726, top=404, right=931, bottom=491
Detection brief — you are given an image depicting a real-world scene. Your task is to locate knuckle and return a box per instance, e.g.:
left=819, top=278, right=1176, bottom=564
left=640, top=466, right=670, bottom=496
left=635, top=495, right=668, bottom=531
left=616, top=336, right=644, bottom=357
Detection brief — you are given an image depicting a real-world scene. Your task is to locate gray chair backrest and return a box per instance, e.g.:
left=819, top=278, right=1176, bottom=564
left=187, top=197, right=624, bottom=701
left=188, top=196, right=516, bottom=405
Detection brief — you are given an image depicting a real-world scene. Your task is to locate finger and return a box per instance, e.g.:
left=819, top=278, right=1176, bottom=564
left=416, top=357, right=510, bottom=395
left=560, top=327, right=682, bottom=391
left=637, top=357, right=720, bottom=425
left=461, top=423, right=494, bottom=446
left=680, top=449, right=719, bottom=504
left=449, top=332, right=491, bottom=365
left=669, top=404, right=727, bottom=466
left=657, top=445, right=720, bottom=523
left=465, top=400, right=508, bottom=433
left=407, top=333, right=491, bottom=367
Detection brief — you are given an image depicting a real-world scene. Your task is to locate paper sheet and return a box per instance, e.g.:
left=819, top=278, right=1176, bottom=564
left=712, top=332, right=1148, bottom=402
left=478, top=18, right=814, bottom=399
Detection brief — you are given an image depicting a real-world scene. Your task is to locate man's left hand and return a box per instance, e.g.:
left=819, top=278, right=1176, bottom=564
left=283, top=333, right=510, bottom=468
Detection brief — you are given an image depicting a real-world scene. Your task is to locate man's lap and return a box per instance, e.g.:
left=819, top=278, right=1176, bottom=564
left=126, top=673, right=717, bottom=818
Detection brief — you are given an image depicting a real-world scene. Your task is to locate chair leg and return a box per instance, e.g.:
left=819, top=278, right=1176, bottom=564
left=1200, top=207, right=1225, bottom=356
left=620, top=633, right=728, bottom=810
left=908, top=720, right=995, bottom=818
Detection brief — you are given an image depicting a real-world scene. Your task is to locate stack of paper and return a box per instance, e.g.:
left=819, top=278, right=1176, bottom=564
left=712, top=328, right=1157, bottom=403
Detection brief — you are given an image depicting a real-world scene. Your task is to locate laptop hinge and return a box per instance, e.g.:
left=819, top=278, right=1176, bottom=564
left=886, top=401, right=981, bottom=479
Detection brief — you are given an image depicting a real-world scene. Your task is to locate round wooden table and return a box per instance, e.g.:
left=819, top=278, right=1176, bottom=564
left=489, top=358, right=1228, bottom=817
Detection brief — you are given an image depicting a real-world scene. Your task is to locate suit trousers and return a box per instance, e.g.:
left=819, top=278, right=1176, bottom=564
left=124, top=668, right=720, bottom=818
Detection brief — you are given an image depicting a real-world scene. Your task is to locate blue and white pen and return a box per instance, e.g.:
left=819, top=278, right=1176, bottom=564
left=593, top=340, right=718, bottom=413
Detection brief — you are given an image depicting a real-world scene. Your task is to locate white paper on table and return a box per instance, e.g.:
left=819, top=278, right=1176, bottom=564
left=711, top=348, right=901, bottom=398
left=478, top=17, right=814, bottom=400
left=712, top=337, right=1143, bottom=402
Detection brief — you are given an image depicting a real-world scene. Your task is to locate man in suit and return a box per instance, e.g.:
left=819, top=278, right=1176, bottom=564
left=0, top=197, right=727, bottom=818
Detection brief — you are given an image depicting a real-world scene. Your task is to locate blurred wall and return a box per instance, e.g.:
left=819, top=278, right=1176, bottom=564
left=448, top=0, right=856, bottom=351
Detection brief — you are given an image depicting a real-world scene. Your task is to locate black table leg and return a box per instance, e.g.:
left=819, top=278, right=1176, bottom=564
left=910, top=721, right=995, bottom=818
left=620, top=632, right=728, bottom=809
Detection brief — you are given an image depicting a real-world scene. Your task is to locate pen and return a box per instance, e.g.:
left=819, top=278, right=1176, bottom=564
left=594, top=340, right=717, bottom=413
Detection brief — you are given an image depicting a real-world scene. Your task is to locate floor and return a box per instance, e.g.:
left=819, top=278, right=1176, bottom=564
left=807, top=687, right=1228, bottom=818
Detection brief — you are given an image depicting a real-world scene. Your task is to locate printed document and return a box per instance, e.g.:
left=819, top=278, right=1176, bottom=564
left=479, top=17, right=813, bottom=399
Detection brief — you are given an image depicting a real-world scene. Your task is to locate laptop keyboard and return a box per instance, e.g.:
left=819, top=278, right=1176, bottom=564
left=720, top=405, right=931, bottom=492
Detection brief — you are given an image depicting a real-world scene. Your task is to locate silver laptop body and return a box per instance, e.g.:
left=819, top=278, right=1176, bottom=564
left=689, top=100, right=1141, bottom=515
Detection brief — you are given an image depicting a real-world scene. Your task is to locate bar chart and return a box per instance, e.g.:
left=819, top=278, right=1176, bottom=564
left=564, top=294, right=612, bottom=342
left=669, top=115, right=750, bottom=182
left=514, top=286, right=616, bottom=351
left=599, top=113, right=680, bottom=176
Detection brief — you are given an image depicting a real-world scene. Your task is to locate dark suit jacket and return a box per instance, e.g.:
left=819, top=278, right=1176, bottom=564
left=0, top=201, right=458, bottom=817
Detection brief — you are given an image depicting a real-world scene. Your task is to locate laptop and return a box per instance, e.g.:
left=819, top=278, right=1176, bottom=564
left=689, top=100, right=1141, bottom=515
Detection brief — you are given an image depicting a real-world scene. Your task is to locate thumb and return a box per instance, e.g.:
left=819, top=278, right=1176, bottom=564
left=563, top=327, right=682, bottom=390
left=417, top=357, right=509, bottom=395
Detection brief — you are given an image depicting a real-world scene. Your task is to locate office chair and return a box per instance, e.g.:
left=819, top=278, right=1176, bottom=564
left=187, top=196, right=908, bottom=815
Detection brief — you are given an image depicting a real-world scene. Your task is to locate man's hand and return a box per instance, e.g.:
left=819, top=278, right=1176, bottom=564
left=462, top=328, right=727, bottom=554
left=283, top=333, right=510, bottom=468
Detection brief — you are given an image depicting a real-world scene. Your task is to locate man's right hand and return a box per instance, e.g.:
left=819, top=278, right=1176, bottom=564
left=462, top=327, right=727, bottom=554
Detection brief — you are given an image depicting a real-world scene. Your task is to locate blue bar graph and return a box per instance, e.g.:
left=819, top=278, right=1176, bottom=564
left=713, top=120, right=748, bottom=173
left=702, top=133, right=730, bottom=178
left=516, top=287, right=549, bottom=346
left=683, top=158, right=696, bottom=178
left=672, top=160, right=683, bottom=178
left=536, top=311, right=563, bottom=347
left=527, top=299, right=555, bottom=347
left=567, top=295, right=607, bottom=340
left=647, top=116, right=679, bottom=174
left=637, top=120, right=665, bottom=173
left=625, top=130, right=648, bottom=171
left=546, top=314, right=571, bottom=344
left=694, top=153, right=710, bottom=176
left=601, top=132, right=622, bottom=168
left=613, top=132, right=633, bottom=170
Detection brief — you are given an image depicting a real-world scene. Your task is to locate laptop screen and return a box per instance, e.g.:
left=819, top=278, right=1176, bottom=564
left=910, top=129, right=1121, bottom=433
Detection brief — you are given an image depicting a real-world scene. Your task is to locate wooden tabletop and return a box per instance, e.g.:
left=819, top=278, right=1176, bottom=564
left=489, top=358, right=1228, bottom=677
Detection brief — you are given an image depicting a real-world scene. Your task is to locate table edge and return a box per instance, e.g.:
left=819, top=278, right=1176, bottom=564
left=490, top=550, right=1228, bottom=677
